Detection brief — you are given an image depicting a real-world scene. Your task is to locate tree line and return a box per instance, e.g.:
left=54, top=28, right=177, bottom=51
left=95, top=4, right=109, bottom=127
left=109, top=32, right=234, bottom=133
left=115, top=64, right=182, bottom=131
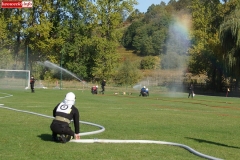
left=0, top=0, right=138, bottom=83
left=0, top=0, right=240, bottom=91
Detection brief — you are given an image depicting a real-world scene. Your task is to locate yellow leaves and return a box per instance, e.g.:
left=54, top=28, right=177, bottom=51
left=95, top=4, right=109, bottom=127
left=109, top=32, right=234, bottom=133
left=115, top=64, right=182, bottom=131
left=46, top=55, right=59, bottom=64
left=0, top=18, right=7, bottom=40
left=94, top=0, right=137, bottom=40
left=208, top=33, right=220, bottom=48
left=25, top=19, right=64, bottom=55
left=27, top=22, right=50, bottom=39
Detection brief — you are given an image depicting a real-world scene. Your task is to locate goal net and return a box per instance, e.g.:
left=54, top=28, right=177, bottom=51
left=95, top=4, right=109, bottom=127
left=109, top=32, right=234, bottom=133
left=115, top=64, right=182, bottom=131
left=0, top=69, right=30, bottom=89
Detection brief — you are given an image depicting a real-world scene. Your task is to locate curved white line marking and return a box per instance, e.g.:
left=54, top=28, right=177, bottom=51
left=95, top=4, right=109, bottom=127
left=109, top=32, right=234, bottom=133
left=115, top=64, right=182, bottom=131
left=0, top=105, right=105, bottom=136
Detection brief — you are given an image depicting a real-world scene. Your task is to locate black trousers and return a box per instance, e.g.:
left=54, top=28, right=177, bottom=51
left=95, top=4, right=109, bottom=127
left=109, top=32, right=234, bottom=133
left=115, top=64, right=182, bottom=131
left=30, top=84, right=34, bottom=92
left=188, top=91, right=193, bottom=98
left=101, top=86, right=105, bottom=94
left=91, top=89, right=98, bottom=94
left=140, top=92, right=148, bottom=97
left=50, top=120, right=74, bottom=141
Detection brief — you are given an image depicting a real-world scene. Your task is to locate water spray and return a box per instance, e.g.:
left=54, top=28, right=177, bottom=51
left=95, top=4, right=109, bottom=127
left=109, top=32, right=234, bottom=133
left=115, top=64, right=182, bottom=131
left=0, top=92, right=223, bottom=160
left=38, top=61, right=83, bottom=82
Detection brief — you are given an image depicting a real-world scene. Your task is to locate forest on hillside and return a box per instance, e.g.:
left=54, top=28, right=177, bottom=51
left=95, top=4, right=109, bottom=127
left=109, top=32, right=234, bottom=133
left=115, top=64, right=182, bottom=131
left=0, top=0, right=240, bottom=91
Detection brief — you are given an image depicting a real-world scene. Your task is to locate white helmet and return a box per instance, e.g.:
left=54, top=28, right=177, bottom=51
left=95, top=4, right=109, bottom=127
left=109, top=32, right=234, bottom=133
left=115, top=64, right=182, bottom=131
left=96, top=85, right=98, bottom=88
left=64, top=92, right=75, bottom=105
left=143, top=86, right=146, bottom=88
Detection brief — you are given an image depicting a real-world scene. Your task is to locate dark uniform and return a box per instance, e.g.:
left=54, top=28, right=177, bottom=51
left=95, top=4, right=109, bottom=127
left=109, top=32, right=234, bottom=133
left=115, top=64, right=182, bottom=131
left=30, top=76, right=35, bottom=93
left=50, top=92, right=80, bottom=143
left=188, top=84, right=194, bottom=98
left=101, top=80, right=106, bottom=94
left=139, top=86, right=148, bottom=97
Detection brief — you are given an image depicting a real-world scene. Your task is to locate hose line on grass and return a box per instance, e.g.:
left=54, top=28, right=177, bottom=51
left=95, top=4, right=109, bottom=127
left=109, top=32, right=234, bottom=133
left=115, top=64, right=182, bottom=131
left=71, top=139, right=223, bottom=160
left=0, top=92, right=223, bottom=160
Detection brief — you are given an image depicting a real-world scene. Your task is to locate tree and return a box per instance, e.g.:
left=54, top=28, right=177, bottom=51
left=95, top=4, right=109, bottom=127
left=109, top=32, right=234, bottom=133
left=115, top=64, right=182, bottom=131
left=125, top=9, right=144, bottom=23
left=89, top=37, right=120, bottom=80
left=0, top=49, right=13, bottom=69
left=121, top=21, right=144, bottom=49
left=114, top=59, right=142, bottom=86
left=3, top=9, right=27, bottom=69
left=140, top=56, right=160, bottom=69
left=95, top=0, right=137, bottom=41
left=0, top=14, right=9, bottom=49
left=55, top=0, right=97, bottom=80
left=88, top=0, right=137, bottom=79
left=129, top=4, right=170, bottom=56
left=168, top=0, right=192, bottom=11
left=0, top=13, right=14, bottom=69
left=188, top=0, right=224, bottom=91
left=220, top=0, right=240, bottom=88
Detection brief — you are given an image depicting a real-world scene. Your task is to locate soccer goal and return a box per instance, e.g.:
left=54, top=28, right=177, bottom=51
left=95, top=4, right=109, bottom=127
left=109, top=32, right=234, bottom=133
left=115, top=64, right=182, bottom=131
left=0, top=69, right=30, bottom=89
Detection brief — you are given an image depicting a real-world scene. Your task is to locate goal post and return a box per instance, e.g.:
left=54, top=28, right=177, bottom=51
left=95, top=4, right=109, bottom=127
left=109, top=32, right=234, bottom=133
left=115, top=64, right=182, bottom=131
left=0, top=69, right=30, bottom=89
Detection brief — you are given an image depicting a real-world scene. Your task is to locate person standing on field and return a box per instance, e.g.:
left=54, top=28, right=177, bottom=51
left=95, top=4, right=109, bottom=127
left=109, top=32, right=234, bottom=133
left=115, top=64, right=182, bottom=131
left=50, top=92, right=80, bottom=143
left=101, top=80, right=106, bottom=94
left=188, top=84, right=194, bottom=98
left=30, top=76, right=35, bottom=93
left=226, top=87, right=230, bottom=97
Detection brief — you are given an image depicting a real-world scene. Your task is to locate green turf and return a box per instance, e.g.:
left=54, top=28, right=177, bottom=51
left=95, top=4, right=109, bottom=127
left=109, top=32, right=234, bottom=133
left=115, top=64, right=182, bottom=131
left=0, top=88, right=239, bottom=160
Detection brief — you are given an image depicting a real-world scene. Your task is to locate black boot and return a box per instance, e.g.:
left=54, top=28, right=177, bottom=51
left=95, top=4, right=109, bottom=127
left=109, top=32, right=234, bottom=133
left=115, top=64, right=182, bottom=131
left=59, top=134, right=67, bottom=143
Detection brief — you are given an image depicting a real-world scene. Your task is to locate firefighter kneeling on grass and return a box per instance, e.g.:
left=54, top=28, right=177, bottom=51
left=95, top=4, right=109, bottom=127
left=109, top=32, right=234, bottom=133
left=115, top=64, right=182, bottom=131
left=50, top=92, right=80, bottom=143
left=91, top=85, right=98, bottom=94
left=139, top=86, right=149, bottom=97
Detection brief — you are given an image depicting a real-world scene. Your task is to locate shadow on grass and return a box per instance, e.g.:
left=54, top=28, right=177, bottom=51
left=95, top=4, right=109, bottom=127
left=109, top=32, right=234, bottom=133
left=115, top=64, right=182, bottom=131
left=185, top=137, right=240, bottom=149
left=38, top=133, right=53, bottom=142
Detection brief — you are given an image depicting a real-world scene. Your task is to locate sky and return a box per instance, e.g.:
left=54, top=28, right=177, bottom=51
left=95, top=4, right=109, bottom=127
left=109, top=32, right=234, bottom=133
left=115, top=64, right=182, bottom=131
left=135, top=0, right=170, bottom=13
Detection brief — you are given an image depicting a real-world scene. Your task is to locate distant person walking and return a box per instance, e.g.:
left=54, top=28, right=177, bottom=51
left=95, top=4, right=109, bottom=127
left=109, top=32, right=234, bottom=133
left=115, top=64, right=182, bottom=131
left=226, top=87, right=230, bottom=97
left=30, top=76, right=35, bottom=93
left=188, top=84, right=194, bottom=98
left=101, top=80, right=106, bottom=94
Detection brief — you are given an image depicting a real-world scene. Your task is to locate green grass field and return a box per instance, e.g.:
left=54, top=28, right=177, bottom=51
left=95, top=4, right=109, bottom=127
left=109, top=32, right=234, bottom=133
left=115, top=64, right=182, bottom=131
left=0, top=88, right=239, bottom=160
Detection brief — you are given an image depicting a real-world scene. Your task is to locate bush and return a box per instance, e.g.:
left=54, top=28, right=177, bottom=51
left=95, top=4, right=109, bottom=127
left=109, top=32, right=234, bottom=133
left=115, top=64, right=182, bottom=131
left=113, top=59, right=142, bottom=86
left=140, top=56, right=160, bottom=69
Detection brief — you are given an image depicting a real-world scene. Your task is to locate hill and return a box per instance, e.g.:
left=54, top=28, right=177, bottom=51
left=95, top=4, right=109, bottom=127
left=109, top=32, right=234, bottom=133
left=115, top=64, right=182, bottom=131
left=117, top=46, right=207, bottom=90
